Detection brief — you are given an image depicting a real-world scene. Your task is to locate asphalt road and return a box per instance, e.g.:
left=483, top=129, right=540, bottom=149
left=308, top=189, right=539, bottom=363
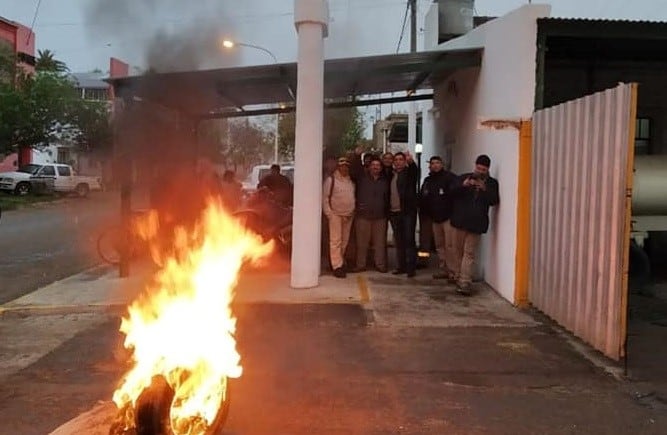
left=0, top=193, right=121, bottom=304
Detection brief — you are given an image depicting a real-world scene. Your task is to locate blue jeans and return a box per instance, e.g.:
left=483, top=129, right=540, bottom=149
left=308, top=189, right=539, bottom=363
left=390, top=212, right=417, bottom=273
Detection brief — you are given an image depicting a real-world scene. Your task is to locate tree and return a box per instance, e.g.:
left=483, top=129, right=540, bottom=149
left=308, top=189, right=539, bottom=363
left=66, top=99, right=113, bottom=153
left=0, top=42, right=17, bottom=86
left=35, top=49, right=68, bottom=73
left=0, top=72, right=76, bottom=155
left=277, top=112, right=295, bottom=162
left=197, top=118, right=273, bottom=172
left=0, top=53, right=112, bottom=158
left=277, top=106, right=367, bottom=160
left=224, top=119, right=273, bottom=171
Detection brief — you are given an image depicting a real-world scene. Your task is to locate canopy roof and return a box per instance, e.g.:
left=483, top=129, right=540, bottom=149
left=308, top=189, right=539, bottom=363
left=108, top=48, right=482, bottom=119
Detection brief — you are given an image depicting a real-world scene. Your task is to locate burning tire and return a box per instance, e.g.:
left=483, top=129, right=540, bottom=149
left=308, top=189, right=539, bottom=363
left=109, top=203, right=264, bottom=435
left=110, top=375, right=231, bottom=435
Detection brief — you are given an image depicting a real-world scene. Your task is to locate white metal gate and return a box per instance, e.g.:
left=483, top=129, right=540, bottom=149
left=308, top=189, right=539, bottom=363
left=530, top=83, right=637, bottom=360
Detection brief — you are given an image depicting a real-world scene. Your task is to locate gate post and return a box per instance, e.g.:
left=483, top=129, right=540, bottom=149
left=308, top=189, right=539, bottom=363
left=514, top=119, right=532, bottom=307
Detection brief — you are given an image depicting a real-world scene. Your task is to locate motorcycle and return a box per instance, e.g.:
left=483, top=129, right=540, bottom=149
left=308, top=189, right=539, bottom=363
left=232, top=187, right=292, bottom=255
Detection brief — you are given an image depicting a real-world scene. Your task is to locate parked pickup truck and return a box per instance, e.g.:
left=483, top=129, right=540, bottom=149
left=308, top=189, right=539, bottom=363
left=0, top=163, right=102, bottom=197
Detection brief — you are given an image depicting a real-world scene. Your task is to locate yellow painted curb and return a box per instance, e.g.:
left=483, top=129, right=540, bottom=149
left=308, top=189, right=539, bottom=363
left=356, top=275, right=371, bottom=304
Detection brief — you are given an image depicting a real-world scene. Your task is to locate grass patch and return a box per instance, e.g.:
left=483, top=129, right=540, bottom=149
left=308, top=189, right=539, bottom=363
left=0, top=193, right=60, bottom=211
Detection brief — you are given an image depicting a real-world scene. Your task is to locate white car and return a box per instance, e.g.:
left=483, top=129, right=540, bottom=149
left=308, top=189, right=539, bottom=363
left=0, top=163, right=102, bottom=197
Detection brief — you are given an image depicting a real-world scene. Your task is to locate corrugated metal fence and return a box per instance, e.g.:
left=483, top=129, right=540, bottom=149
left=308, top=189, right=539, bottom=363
left=530, top=83, right=637, bottom=360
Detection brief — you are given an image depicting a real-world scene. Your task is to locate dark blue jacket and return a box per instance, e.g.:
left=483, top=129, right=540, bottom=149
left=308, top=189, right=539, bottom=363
left=450, top=173, right=500, bottom=234
left=419, top=169, right=457, bottom=223
left=356, top=173, right=389, bottom=219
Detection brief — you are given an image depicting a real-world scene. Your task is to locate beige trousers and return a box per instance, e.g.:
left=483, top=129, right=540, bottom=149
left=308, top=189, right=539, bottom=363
left=355, top=217, right=388, bottom=269
left=327, top=214, right=354, bottom=269
left=432, top=220, right=456, bottom=276
left=450, top=226, right=481, bottom=285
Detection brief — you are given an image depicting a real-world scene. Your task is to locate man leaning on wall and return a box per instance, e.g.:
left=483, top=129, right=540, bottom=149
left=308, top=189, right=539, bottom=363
left=449, top=154, right=500, bottom=296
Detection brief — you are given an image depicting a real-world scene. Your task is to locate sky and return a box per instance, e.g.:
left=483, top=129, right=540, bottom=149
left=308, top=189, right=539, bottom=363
left=1, top=0, right=667, bottom=74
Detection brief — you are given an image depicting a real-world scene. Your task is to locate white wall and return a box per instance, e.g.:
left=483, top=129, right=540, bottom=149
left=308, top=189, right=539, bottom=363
left=31, top=144, right=78, bottom=166
left=431, top=4, right=551, bottom=302
left=31, top=145, right=58, bottom=165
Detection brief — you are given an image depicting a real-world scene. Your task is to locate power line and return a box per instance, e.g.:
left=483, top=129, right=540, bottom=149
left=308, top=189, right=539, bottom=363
left=396, top=1, right=410, bottom=53
left=26, top=0, right=43, bottom=44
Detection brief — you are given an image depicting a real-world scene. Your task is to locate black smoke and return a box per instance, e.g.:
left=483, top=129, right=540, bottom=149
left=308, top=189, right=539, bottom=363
left=84, top=0, right=241, bottom=72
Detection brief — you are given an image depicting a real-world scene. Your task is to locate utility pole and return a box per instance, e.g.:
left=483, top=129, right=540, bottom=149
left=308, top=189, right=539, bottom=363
left=409, top=0, right=417, bottom=53
left=408, top=0, right=418, bottom=155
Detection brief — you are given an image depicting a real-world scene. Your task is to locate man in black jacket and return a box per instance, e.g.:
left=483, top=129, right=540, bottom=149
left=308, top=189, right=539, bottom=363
left=419, top=156, right=458, bottom=281
left=449, top=154, right=500, bottom=295
left=352, top=157, right=389, bottom=273
left=389, top=151, right=420, bottom=277
left=258, top=164, right=293, bottom=207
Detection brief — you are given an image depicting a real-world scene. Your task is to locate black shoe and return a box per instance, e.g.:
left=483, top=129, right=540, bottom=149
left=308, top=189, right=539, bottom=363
left=333, top=268, right=346, bottom=278
left=406, top=271, right=416, bottom=278
left=391, top=269, right=406, bottom=275
left=376, top=266, right=388, bottom=273
left=456, top=284, right=472, bottom=296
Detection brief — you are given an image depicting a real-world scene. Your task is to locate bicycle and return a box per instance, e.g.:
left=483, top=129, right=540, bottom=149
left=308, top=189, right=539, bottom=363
left=96, top=209, right=158, bottom=266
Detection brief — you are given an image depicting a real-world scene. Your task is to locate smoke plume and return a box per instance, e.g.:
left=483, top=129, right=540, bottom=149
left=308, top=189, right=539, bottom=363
left=84, top=0, right=241, bottom=72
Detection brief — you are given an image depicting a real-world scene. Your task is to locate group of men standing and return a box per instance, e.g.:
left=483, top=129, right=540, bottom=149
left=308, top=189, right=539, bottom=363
left=322, top=149, right=499, bottom=296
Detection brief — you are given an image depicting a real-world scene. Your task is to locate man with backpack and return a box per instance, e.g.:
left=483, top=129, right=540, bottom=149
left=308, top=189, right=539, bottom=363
left=323, top=157, right=356, bottom=278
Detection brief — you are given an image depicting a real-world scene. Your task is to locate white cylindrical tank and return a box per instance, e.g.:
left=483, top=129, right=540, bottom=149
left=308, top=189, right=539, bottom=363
left=633, top=155, right=667, bottom=216
left=438, top=0, right=475, bottom=39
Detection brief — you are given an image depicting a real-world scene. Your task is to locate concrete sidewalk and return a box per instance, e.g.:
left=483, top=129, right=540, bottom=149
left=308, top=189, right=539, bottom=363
left=2, top=263, right=666, bottom=434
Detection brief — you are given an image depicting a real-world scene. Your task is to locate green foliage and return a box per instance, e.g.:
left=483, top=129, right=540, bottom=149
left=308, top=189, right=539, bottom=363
left=67, top=100, right=113, bottom=152
left=277, top=106, right=367, bottom=160
left=198, top=118, right=273, bottom=170
left=35, top=49, right=69, bottom=73
left=0, top=49, right=112, bottom=156
left=277, top=112, right=295, bottom=161
left=0, top=42, right=17, bottom=85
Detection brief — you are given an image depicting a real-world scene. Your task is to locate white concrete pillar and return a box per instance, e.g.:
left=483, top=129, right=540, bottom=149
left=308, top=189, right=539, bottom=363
left=291, top=0, right=329, bottom=288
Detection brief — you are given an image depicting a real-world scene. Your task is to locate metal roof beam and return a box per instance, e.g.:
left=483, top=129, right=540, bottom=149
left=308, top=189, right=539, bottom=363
left=199, top=92, right=433, bottom=120
left=215, top=83, right=245, bottom=111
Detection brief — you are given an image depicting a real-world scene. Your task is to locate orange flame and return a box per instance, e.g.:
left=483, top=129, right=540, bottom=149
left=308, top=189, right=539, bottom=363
left=112, top=200, right=273, bottom=434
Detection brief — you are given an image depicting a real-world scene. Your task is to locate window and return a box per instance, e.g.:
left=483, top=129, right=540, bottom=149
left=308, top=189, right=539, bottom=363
left=57, top=147, right=71, bottom=164
left=635, top=118, right=651, bottom=155
left=57, top=166, right=71, bottom=176
left=39, top=166, right=56, bottom=176
left=83, top=88, right=108, bottom=101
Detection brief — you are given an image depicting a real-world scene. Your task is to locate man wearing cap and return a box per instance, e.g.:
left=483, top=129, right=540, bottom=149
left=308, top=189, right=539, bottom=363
left=449, top=154, right=500, bottom=295
left=419, top=156, right=458, bottom=281
left=322, top=157, right=356, bottom=278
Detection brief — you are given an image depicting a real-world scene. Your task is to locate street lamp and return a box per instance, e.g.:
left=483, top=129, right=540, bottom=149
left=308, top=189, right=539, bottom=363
left=221, top=39, right=278, bottom=64
left=221, top=38, right=280, bottom=163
